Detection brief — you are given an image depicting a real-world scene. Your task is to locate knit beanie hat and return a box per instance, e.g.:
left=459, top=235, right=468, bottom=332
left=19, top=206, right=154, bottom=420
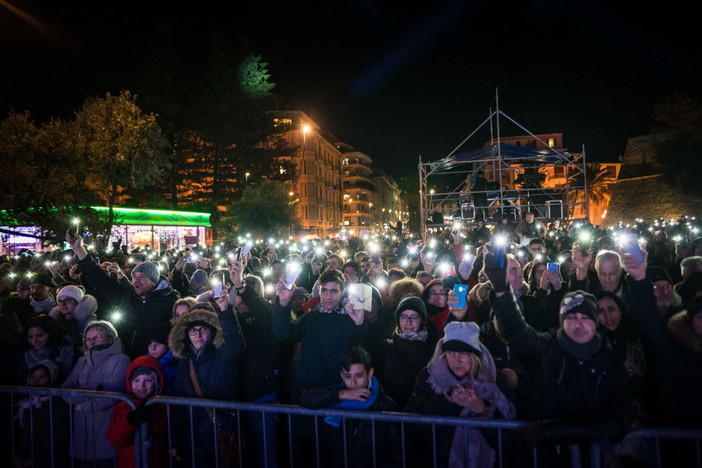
left=132, top=262, right=160, bottom=284
left=190, top=269, right=209, bottom=288
left=442, top=321, right=482, bottom=355
left=57, top=285, right=85, bottom=303
left=148, top=322, right=172, bottom=345
left=31, top=273, right=53, bottom=287
left=559, top=291, right=599, bottom=327
left=130, top=366, right=156, bottom=381
left=395, top=296, right=427, bottom=326
left=646, top=266, right=672, bottom=284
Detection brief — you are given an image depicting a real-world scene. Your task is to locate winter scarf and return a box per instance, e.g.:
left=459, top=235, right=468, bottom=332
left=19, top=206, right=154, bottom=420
left=556, top=329, right=603, bottom=361
left=30, top=295, right=56, bottom=313
left=324, top=376, right=380, bottom=427
left=316, top=299, right=347, bottom=315
left=396, top=330, right=429, bottom=341
left=426, top=338, right=516, bottom=468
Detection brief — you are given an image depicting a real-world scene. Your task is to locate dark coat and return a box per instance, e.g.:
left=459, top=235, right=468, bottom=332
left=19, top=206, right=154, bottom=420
left=490, top=290, right=633, bottom=444
left=236, top=286, right=281, bottom=401
left=479, top=320, right=525, bottom=378
left=271, top=298, right=366, bottom=399
left=375, top=334, right=435, bottom=408
left=625, top=277, right=702, bottom=428
left=168, top=306, right=246, bottom=454
left=78, top=256, right=180, bottom=358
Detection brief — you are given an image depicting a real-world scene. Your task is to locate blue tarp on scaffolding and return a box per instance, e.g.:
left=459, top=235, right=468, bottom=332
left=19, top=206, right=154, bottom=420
left=434, top=143, right=567, bottom=172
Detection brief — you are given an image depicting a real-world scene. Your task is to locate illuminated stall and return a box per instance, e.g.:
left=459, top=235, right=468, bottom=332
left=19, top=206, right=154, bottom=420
left=95, top=207, right=211, bottom=250
left=1, top=207, right=211, bottom=254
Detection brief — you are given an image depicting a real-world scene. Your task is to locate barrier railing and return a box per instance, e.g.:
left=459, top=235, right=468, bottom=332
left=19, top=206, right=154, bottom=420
left=0, top=385, right=139, bottom=468
left=2, top=386, right=701, bottom=468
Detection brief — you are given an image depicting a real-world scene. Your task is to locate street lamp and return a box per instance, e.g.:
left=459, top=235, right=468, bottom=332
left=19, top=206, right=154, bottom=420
left=302, top=124, right=311, bottom=156
left=245, top=172, right=250, bottom=185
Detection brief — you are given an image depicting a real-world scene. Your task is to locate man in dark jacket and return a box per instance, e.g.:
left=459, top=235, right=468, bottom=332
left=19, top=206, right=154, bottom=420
left=272, top=268, right=366, bottom=402
left=484, top=249, right=632, bottom=461
left=66, top=232, right=180, bottom=358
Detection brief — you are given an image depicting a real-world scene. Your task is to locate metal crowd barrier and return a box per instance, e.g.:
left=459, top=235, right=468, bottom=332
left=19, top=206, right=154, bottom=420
left=0, top=385, right=138, bottom=468
left=2, top=385, right=701, bottom=468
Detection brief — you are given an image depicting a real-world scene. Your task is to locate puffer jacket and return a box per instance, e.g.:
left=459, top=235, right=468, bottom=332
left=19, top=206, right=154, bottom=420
left=168, top=306, right=245, bottom=452
left=107, top=355, right=169, bottom=468
left=78, top=256, right=180, bottom=358
left=61, top=338, right=130, bottom=461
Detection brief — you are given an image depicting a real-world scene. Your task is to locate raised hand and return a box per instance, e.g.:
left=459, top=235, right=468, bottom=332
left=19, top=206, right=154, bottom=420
left=447, top=289, right=468, bottom=320
left=345, top=301, right=365, bottom=326
left=620, top=247, right=647, bottom=281
left=483, top=246, right=508, bottom=293
left=276, top=279, right=295, bottom=307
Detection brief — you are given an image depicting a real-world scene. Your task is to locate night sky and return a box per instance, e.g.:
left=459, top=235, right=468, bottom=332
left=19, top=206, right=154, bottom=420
left=2, top=1, right=700, bottom=181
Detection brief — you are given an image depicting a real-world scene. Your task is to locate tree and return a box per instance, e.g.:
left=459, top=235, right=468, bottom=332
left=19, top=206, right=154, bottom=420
left=224, top=181, right=298, bottom=237
left=182, top=34, right=291, bottom=220
left=132, top=29, right=294, bottom=222
left=0, top=111, right=79, bottom=210
left=240, top=54, right=276, bottom=99
left=568, top=163, right=614, bottom=221
left=72, top=90, right=170, bottom=237
left=583, top=163, right=613, bottom=208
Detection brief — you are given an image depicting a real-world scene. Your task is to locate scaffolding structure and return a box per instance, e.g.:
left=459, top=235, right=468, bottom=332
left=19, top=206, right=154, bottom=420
left=419, top=95, right=588, bottom=238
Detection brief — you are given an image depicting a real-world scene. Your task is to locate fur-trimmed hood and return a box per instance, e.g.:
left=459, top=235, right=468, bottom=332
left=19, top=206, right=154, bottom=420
left=667, top=311, right=702, bottom=353
left=168, top=309, right=224, bottom=358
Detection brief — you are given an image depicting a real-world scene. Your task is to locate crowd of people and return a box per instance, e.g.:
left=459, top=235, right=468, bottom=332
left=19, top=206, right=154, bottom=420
left=0, top=213, right=701, bottom=467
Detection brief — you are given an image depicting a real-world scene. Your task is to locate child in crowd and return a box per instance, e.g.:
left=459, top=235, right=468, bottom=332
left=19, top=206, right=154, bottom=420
left=300, top=346, right=399, bottom=468
left=146, top=322, right=177, bottom=394
left=15, top=360, right=70, bottom=468
left=107, top=355, right=168, bottom=468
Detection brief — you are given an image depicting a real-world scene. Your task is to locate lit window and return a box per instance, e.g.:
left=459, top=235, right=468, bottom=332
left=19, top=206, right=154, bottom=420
left=548, top=138, right=555, bottom=147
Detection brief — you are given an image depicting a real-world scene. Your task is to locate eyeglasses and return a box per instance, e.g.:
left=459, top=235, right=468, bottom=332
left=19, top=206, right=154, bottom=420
left=429, top=291, right=448, bottom=298
left=188, top=326, right=211, bottom=336
left=58, top=298, right=77, bottom=305
left=653, top=284, right=672, bottom=292
left=399, top=314, right=421, bottom=322
left=84, top=334, right=105, bottom=344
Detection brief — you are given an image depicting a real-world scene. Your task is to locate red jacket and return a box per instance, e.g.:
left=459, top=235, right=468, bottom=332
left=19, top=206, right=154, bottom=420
left=107, top=355, right=169, bottom=468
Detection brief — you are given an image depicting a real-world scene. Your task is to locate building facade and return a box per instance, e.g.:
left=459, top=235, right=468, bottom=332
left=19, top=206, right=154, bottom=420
left=372, top=170, right=409, bottom=232
left=273, top=111, right=345, bottom=238
left=340, top=144, right=374, bottom=231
